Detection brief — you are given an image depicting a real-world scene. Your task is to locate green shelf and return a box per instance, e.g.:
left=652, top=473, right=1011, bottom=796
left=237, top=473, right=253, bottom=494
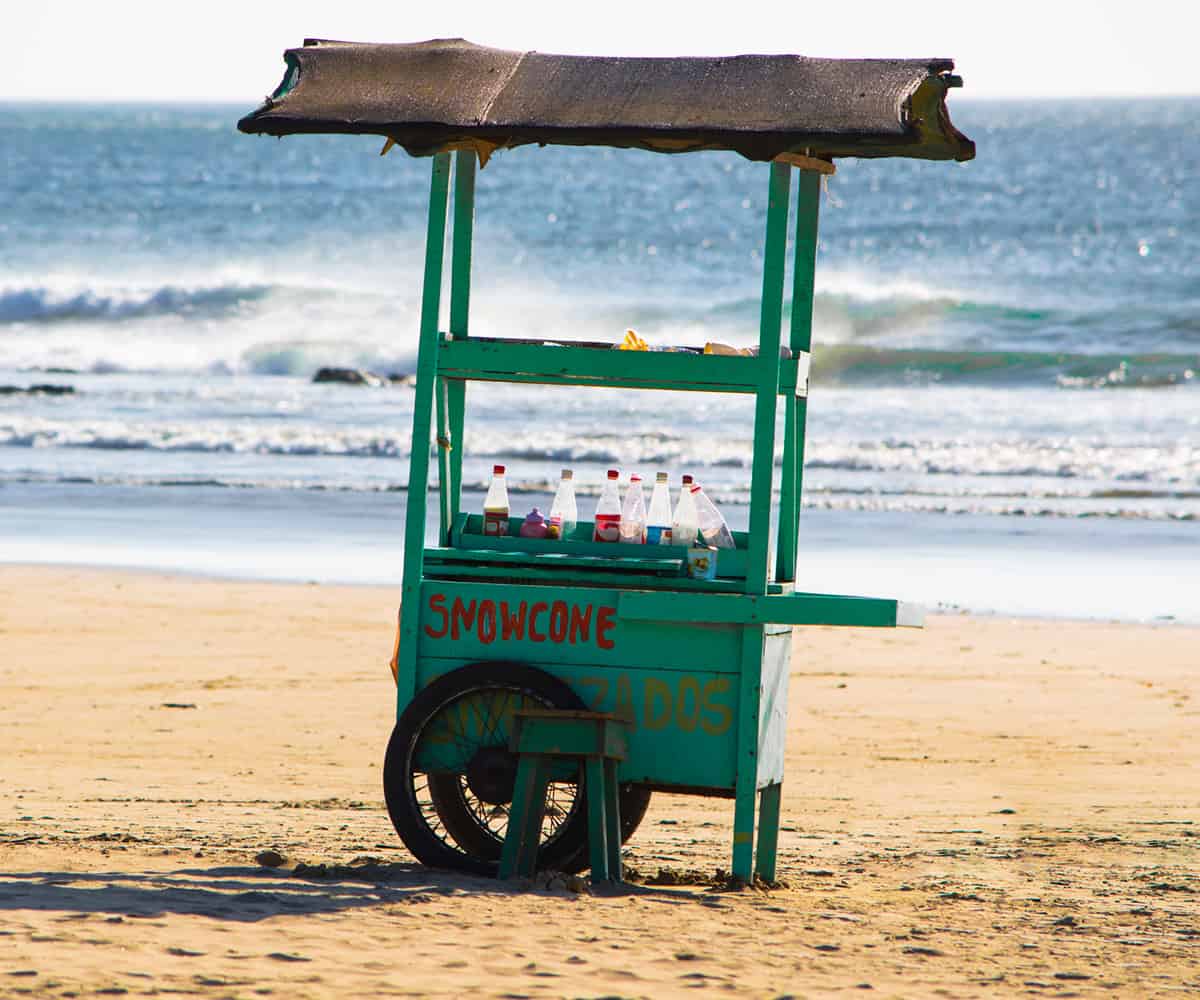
left=437, top=336, right=810, bottom=396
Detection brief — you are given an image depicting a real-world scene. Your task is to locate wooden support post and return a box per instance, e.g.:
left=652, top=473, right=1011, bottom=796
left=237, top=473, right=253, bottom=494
left=447, top=149, right=476, bottom=527
left=754, top=782, right=782, bottom=882
left=395, top=153, right=451, bottom=706
left=745, top=161, right=791, bottom=593
left=602, top=757, right=622, bottom=881
left=584, top=757, right=611, bottom=880
left=775, top=170, right=821, bottom=583
left=733, top=162, right=790, bottom=881
left=499, top=755, right=551, bottom=879
left=732, top=625, right=763, bottom=880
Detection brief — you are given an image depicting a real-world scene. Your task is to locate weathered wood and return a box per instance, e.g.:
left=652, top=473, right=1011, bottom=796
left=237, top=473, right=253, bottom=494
left=773, top=152, right=836, bottom=175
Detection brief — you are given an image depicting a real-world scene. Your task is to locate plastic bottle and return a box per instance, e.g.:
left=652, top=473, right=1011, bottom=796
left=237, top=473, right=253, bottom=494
left=691, top=483, right=735, bottom=549
left=546, top=468, right=577, bottom=541
left=645, top=472, right=673, bottom=545
left=619, top=473, right=647, bottom=544
left=592, top=469, right=622, bottom=543
left=482, top=464, right=510, bottom=537
left=671, top=473, right=699, bottom=546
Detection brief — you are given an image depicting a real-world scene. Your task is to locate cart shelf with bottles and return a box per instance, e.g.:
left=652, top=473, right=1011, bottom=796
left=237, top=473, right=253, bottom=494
left=238, top=38, right=974, bottom=881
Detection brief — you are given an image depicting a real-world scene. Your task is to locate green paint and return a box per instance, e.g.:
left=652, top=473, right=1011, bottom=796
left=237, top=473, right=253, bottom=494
left=269, top=53, right=301, bottom=101
left=744, top=162, right=791, bottom=594
left=616, top=589, right=916, bottom=627
left=776, top=170, right=821, bottom=582
left=731, top=624, right=764, bottom=879
left=447, top=150, right=476, bottom=526
left=439, top=337, right=810, bottom=395
left=754, top=783, right=782, bottom=881
left=395, top=154, right=451, bottom=706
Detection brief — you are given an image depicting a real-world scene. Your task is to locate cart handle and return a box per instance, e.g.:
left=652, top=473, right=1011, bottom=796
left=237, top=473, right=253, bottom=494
left=616, top=591, right=924, bottom=628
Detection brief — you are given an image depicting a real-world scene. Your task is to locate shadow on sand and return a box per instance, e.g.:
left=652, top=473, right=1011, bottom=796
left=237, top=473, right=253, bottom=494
left=0, top=862, right=706, bottom=922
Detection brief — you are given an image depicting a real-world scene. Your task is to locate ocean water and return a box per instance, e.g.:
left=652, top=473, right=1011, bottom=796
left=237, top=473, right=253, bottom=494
left=1, top=99, right=1196, bottom=621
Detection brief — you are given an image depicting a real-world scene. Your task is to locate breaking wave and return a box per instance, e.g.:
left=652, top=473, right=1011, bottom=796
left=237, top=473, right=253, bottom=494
left=0, top=280, right=274, bottom=324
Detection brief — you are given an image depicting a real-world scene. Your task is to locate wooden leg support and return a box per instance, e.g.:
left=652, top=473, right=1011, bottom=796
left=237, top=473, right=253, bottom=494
left=499, top=756, right=549, bottom=880
left=754, top=782, right=782, bottom=883
left=603, top=759, right=622, bottom=881
left=584, top=757, right=623, bottom=882
left=502, top=710, right=631, bottom=885
left=731, top=767, right=757, bottom=881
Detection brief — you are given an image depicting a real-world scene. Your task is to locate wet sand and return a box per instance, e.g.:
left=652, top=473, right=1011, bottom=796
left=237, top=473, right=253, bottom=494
left=1, top=566, right=1196, bottom=998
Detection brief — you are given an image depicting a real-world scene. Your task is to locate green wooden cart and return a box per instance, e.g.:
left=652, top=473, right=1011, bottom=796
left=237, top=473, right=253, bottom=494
left=239, top=38, right=974, bottom=881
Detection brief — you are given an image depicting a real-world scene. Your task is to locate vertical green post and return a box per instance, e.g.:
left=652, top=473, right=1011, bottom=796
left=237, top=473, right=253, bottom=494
left=446, top=150, right=476, bottom=529
left=754, top=782, right=782, bottom=881
left=732, top=161, right=791, bottom=882
left=775, top=170, right=821, bottom=582
left=745, top=161, right=791, bottom=593
left=396, top=153, right=451, bottom=706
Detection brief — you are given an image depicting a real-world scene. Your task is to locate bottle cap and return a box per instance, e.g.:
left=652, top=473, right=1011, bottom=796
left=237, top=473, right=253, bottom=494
left=561, top=469, right=573, bottom=480
left=682, top=474, right=694, bottom=484
left=607, top=469, right=619, bottom=479
left=630, top=473, right=642, bottom=482
left=656, top=472, right=668, bottom=482
left=494, top=464, right=505, bottom=474
left=690, top=484, right=701, bottom=493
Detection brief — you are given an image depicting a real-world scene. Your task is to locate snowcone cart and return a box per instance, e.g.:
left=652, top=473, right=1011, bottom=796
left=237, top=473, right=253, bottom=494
left=239, top=40, right=974, bottom=881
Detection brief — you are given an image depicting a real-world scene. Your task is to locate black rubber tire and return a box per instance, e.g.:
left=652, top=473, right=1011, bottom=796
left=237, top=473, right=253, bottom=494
left=384, top=661, right=651, bottom=876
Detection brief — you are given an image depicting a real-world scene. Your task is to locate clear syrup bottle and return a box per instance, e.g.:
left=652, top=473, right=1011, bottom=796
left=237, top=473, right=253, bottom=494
left=619, top=473, right=647, bottom=544
left=645, top=471, right=673, bottom=545
left=483, top=464, right=510, bottom=537
left=671, top=473, right=699, bottom=546
left=547, top=468, right=577, bottom=541
left=593, top=469, right=622, bottom=543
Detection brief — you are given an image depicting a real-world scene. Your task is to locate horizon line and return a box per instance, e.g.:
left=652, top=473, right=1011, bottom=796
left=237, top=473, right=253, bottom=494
left=2, top=92, right=1199, bottom=105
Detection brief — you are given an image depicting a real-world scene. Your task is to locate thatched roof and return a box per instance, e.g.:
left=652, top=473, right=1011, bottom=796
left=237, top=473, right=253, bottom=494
left=238, top=38, right=974, bottom=164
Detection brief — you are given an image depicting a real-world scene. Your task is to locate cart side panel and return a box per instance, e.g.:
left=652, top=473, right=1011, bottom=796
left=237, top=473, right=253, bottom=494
left=756, top=623, right=792, bottom=789
left=416, top=655, right=739, bottom=790
left=416, top=580, right=745, bottom=673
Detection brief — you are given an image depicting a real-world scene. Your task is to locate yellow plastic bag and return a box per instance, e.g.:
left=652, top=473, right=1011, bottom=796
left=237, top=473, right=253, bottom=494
left=619, top=329, right=648, bottom=351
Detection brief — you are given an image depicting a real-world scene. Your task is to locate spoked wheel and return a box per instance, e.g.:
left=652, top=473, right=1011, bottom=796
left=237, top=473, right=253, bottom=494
left=384, top=661, right=651, bottom=876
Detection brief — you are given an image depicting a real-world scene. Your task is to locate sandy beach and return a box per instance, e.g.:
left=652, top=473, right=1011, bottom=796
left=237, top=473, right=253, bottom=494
left=1, top=565, right=1196, bottom=998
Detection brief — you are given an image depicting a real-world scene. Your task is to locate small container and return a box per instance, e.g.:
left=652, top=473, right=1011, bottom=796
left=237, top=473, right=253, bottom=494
left=686, top=545, right=718, bottom=580
left=519, top=507, right=549, bottom=539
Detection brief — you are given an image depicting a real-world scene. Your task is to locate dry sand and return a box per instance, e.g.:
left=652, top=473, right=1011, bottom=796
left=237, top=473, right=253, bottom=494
left=0, top=565, right=1196, bottom=998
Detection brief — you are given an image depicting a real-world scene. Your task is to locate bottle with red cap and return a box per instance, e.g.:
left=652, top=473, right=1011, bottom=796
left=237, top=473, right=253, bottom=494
left=483, top=464, right=510, bottom=537
left=592, top=469, right=622, bottom=542
left=671, top=473, right=699, bottom=546
left=619, top=473, right=647, bottom=543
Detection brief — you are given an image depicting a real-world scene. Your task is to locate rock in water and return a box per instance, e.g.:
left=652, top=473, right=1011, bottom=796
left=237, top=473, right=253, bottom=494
left=312, top=367, right=387, bottom=387
left=0, top=384, right=76, bottom=395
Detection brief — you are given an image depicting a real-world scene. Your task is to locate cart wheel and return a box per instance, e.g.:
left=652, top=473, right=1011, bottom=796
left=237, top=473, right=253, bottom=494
left=383, top=661, right=652, bottom=876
